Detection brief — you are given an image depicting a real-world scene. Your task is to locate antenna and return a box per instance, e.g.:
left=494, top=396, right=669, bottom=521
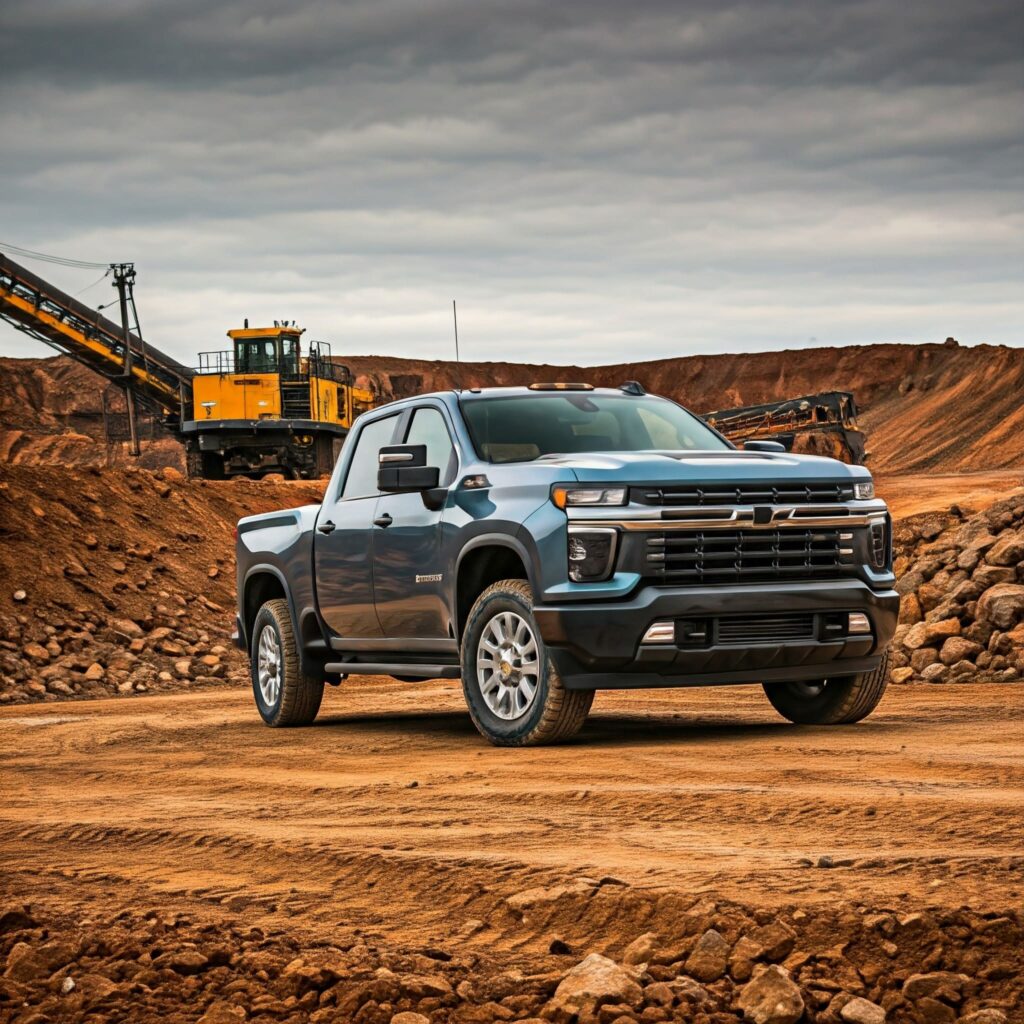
left=452, top=299, right=460, bottom=362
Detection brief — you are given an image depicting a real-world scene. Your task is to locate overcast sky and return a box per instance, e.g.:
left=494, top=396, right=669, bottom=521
left=1, top=0, right=1021, bottom=366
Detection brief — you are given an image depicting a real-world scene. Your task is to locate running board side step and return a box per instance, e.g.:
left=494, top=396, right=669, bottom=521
left=325, top=662, right=461, bottom=679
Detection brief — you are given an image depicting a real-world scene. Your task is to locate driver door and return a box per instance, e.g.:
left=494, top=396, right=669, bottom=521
left=313, top=412, right=400, bottom=638
left=372, top=405, right=458, bottom=640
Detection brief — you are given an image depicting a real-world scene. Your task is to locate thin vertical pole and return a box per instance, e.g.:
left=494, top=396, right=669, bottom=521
left=452, top=300, right=460, bottom=362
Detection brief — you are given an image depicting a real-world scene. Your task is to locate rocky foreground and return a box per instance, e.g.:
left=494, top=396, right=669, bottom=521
left=1, top=897, right=1020, bottom=1024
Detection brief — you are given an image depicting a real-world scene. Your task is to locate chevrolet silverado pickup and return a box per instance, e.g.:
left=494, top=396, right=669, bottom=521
left=234, top=383, right=898, bottom=745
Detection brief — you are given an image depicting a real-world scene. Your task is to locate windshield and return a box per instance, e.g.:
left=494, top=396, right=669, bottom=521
left=459, top=393, right=730, bottom=463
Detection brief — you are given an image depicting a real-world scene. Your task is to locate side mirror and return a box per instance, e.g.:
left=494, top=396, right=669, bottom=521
left=377, top=444, right=440, bottom=492
left=743, top=439, right=787, bottom=453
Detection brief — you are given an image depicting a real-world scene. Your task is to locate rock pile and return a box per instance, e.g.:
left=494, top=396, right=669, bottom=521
left=890, top=493, right=1024, bottom=684
left=0, top=605, right=244, bottom=703
left=0, top=463, right=324, bottom=704
left=1, top=899, right=1019, bottom=1024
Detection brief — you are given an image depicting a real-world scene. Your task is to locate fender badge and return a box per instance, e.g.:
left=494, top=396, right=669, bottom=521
left=415, top=573, right=443, bottom=583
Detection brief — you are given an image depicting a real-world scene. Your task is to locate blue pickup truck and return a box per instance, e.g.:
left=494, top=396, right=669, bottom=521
left=235, top=383, right=898, bottom=745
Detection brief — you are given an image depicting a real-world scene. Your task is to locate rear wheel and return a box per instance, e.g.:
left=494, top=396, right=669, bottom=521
left=763, top=649, right=890, bottom=725
left=250, top=598, right=324, bottom=726
left=461, top=579, right=593, bottom=746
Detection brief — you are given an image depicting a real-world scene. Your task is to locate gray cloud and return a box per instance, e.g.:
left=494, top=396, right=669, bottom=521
left=1, top=0, right=1021, bottom=366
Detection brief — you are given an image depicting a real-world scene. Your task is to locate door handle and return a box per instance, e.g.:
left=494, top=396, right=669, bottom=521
left=317, top=520, right=336, bottom=534
left=373, top=513, right=393, bottom=528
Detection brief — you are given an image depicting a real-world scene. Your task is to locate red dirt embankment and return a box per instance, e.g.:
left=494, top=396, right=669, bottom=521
left=3, top=339, right=1022, bottom=473
left=342, top=340, right=1024, bottom=473
left=0, top=464, right=324, bottom=704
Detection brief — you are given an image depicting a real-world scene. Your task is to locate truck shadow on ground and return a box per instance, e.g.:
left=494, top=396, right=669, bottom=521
left=312, top=708, right=906, bottom=747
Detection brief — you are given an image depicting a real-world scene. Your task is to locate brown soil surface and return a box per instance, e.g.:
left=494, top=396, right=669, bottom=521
left=2, top=683, right=1022, bottom=1023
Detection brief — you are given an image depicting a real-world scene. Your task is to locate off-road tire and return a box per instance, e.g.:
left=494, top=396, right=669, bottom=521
left=461, top=579, right=594, bottom=746
left=251, top=598, right=324, bottom=727
left=763, top=648, right=890, bottom=725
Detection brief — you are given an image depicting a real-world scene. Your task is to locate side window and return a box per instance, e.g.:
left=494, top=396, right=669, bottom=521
left=340, top=414, right=399, bottom=499
left=405, top=407, right=457, bottom=486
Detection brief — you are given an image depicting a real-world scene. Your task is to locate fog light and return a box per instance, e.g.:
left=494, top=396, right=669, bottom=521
left=848, top=613, right=871, bottom=634
left=642, top=621, right=676, bottom=644
left=567, top=528, right=617, bottom=582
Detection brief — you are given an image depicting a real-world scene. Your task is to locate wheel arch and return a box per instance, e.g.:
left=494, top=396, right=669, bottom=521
left=242, top=565, right=296, bottom=651
left=454, top=535, right=536, bottom=641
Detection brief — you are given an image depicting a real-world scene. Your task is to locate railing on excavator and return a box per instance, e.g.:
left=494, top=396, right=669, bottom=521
left=194, top=342, right=353, bottom=384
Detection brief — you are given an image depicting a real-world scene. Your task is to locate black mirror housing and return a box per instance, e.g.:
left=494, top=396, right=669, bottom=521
left=743, top=439, right=787, bottom=453
left=377, top=444, right=441, bottom=492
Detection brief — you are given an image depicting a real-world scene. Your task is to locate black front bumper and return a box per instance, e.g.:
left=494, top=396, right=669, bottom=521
left=533, top=579, right=899, bottom=690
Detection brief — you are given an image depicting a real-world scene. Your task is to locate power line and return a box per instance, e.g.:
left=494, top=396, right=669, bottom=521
left=73, top=268, right=112, bottom=298
left=0, top=240, right=110, bottom=270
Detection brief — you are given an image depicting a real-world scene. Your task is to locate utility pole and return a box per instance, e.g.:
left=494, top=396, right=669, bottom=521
left=112, top=263, right=140, bottom=456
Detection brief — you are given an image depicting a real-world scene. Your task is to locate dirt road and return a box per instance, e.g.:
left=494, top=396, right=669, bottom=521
left=4, top=680, right=1022, bottom=944
left=2, top=680, right=1023, bottom=1022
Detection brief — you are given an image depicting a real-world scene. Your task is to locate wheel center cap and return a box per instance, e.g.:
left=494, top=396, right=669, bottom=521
left=499, top=658, right=513, bottom=679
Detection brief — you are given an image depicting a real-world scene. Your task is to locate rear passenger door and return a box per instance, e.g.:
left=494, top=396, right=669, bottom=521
left=314, top=412, right=401, bottom=638
left=372, top=405, right=459, bottom=641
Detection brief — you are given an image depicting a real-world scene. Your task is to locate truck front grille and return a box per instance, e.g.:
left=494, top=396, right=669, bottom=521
left=633, top=484, right=854, bottom=506
left=645, top=527, right=845, bottom=584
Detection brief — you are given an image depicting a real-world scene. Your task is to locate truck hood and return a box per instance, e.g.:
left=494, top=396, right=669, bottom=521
left=536, top=449, right=870, bottom=485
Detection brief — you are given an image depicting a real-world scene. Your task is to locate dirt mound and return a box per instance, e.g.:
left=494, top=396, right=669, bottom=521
left=0, top=465, right=324, bottom=704
left=0, top=896, right=1018, bottom=1024
left=4, top=339, right=1024, bottom=475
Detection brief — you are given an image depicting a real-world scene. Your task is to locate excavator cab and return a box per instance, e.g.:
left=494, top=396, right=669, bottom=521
left=232, top=325, right=302, bottom=377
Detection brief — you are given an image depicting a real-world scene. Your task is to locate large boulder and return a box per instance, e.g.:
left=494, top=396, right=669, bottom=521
left=977, top=584, right=1024, bottom=629
left=546, top=954, right=642, bottom=1021
left=985, top=530, right=1024, bottom=566
left=685, top=928, right=730, bottom=982
left=840, top=997, right=887, bottom=1024
left=973, top=565, right=1016, bottom=589
left=621, top=931, right=659, bottom=966
left=939, top=637, right=983, bottom=666
left=737, top=965, right=804, bottom=1024
left=902, top=971, right=969, bottom=1001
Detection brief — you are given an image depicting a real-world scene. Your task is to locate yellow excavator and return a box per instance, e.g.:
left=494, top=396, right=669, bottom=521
left=0, top=249, right=377, bottom=479
left=185, top=321, right=375, bottom=478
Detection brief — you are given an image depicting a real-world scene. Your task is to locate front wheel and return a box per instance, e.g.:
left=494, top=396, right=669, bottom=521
left=250, top=598, right=324, bottom=726
left=763, top=649, right=890, bottom=725
left=461, top=580, right=594, bottom=746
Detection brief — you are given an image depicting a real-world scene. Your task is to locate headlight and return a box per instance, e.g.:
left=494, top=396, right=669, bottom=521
left=853, top=480, right=875, bottom=500
left=567, top=528, right=617, bottom=581
left=552, top=486, right=627, bottom=509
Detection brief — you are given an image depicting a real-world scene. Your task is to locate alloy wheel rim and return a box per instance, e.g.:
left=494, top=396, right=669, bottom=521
left=477, top=610, right=540, bottom=721
left=257, top=624, right=282, bottom=706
